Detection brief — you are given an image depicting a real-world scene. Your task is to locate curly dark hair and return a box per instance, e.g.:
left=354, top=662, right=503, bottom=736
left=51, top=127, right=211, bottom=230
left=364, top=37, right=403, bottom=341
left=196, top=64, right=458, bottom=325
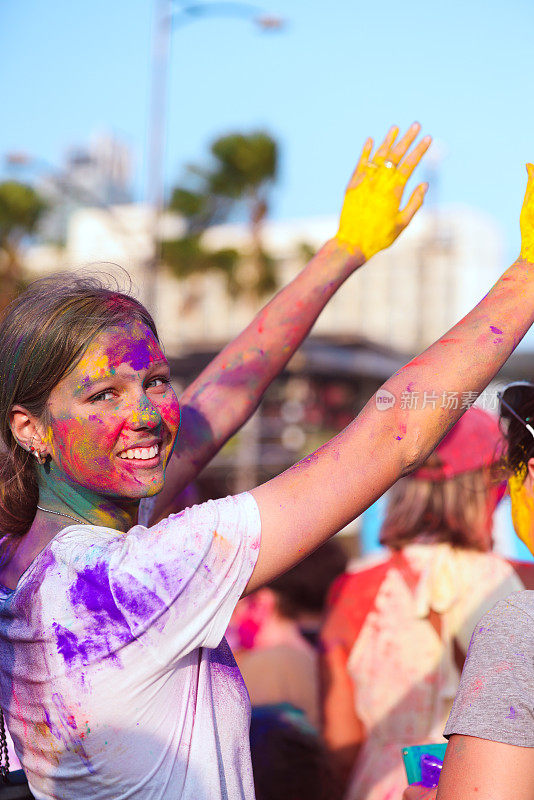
left=498, top=382, right=534, bottom=475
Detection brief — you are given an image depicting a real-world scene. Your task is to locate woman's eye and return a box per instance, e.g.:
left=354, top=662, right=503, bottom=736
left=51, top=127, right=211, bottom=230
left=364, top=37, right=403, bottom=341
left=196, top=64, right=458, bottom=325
left=147, top=377, right=170, bottom=390
left=90, top=389, right=115, bottom=403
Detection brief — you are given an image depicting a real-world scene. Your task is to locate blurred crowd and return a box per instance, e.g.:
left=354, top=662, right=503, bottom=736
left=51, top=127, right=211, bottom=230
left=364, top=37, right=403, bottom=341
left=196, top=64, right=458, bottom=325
left=226, top=408, right=534, bottom=800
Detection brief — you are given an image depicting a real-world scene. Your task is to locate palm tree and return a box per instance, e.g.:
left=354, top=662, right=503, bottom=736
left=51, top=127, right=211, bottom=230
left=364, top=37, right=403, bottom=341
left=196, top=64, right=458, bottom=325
left=162, top=131, right=278, bottom=298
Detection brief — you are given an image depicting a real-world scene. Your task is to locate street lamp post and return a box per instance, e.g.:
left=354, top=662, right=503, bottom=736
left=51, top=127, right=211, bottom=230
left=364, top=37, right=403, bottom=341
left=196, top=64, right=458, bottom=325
left=144, top=0, right=285, bottom=317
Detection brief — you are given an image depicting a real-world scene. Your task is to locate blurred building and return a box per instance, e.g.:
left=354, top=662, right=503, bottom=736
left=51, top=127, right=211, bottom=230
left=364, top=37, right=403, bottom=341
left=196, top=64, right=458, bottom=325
left=36, top=133, right=134, bottom=244
left=24, top=201, right=504, bottom=357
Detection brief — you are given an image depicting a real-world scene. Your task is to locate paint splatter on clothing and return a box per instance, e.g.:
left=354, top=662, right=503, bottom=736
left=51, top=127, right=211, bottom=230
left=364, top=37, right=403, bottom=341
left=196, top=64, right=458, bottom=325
left=444, top=591, right=534, bottom=746
left=0, top=493, right=261, bottom=799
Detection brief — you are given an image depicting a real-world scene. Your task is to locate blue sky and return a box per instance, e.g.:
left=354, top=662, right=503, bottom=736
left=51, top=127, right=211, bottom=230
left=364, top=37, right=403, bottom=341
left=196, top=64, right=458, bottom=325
left=1, top=0, right=533, bottom=264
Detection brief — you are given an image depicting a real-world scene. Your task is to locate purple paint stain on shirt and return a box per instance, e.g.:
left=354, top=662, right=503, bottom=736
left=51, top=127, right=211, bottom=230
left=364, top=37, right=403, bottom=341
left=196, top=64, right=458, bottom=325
left=43, top=693, right=94, bottom=772
left=490, top=326, right=503, bottom=335
left=54, top=557, right=174, bottom=669
left=71, top=562, right=124, bottom=623
left=112, top=578, right=167, bottom=629
left=53, top=562, right=132, bottom=668
left=19, top=547, right=58, bottom=601
left=209, top=638, right=249, bottom=706
left=53, top=622, right=89, bottom=667
left=505, top=706, right=517, bottom=719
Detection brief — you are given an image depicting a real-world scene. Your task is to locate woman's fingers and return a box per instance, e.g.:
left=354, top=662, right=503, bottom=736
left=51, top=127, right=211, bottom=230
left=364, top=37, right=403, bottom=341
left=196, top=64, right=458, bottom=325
left=389, top=122, right=421, bottom=165
left=346, top=125, right=429, bottom=190
left=373, top=125, right=400, bottom=164
left=398, top=183, right=428, bottom=229
left=347, top=138, right=374, bottom=189
left=519, top=163, right=534, bottom=262
left=398, top=135, right=432, bottom=179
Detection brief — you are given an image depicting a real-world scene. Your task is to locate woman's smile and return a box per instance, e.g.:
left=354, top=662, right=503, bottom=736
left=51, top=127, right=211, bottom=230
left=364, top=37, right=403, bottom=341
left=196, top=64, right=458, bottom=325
left=118, top=441, right=161, bottom=462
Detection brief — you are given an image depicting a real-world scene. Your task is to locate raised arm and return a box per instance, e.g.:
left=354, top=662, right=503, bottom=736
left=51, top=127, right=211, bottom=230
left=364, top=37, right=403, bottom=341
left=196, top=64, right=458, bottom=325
left=247, top=162, right=534, bottom=593
left=149, top=124, right=430, bottom=522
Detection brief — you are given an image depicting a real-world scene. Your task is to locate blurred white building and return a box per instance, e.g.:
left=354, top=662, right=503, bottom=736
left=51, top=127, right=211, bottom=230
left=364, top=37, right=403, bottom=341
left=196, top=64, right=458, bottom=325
left=24, top=202, right=504, bottom=358
left=36, top=133, right=134, bottom=244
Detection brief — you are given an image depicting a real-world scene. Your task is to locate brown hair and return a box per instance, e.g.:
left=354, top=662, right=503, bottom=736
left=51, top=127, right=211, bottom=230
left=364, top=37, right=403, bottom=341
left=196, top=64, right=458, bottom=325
left=379, top=466, right=494, bottom=552
left=0, top=272, right=158, bottom=554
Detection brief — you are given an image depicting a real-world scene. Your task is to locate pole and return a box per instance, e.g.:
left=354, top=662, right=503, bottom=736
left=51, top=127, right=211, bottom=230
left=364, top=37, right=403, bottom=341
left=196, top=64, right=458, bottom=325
left=145, top=0, right=173, bottom=317
left=144, top=0, right=284, bottom=320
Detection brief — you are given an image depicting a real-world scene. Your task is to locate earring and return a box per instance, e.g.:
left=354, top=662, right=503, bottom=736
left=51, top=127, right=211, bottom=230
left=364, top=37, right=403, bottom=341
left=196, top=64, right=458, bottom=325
left=28, top=439, right=47, bottom=465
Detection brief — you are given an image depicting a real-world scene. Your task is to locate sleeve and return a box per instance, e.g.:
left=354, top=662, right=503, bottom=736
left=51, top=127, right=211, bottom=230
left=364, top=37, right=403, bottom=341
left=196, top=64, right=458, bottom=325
left=444, top=592, right=534, bottom=747
left=106, top=492, right=261, bottom=665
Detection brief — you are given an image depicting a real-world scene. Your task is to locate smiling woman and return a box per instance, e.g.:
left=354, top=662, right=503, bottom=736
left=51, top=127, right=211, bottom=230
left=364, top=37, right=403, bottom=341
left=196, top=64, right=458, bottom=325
left=1, top=125, right=534, bottom=800
left=0, top=277, right=172, bottom=540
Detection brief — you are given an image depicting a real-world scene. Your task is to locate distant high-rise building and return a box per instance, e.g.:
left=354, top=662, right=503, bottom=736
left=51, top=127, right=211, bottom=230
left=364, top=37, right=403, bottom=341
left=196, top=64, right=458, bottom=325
left=65, top=132, right=133, bottom=206
left=38, top=132, right=134, bottom=242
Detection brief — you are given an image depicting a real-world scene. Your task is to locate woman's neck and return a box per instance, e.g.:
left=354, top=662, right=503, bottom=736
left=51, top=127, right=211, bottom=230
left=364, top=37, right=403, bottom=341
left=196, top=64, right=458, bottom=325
left=37, top=462, right=138, bottom=532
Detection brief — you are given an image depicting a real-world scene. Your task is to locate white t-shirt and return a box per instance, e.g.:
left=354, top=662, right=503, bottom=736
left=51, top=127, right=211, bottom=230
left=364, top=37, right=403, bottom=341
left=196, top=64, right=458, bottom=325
left=0, top=493, right=261, bottom=799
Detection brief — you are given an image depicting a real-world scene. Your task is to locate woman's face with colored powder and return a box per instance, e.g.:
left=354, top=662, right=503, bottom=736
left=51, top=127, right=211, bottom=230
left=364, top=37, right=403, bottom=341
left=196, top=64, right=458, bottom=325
left=44, top=321, right=181, bottom=500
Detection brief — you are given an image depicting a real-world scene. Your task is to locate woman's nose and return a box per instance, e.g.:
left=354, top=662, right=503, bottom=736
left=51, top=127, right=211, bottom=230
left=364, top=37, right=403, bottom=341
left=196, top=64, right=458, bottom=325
left=131, top=396, right=161, bottom=428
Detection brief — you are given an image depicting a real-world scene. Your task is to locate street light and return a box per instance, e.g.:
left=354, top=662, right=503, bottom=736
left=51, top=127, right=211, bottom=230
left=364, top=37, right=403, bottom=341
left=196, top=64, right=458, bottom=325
left=145, top=0, right=285, bottom=316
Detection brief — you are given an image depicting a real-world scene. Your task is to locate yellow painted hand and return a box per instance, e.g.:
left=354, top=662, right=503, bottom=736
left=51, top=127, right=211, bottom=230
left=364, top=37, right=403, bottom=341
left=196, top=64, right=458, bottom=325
left=519, top=163, right=534, bottom=263
left=508, top=467, right=534, bottom=555
left=336, top=123, right=431, bottom=260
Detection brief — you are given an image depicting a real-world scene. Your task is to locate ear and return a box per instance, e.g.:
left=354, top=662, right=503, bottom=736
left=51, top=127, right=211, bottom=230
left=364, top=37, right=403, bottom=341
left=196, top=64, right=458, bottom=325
left=9, top=404, right=49, bottom=457
left=526, top=458, right=534, bottom=491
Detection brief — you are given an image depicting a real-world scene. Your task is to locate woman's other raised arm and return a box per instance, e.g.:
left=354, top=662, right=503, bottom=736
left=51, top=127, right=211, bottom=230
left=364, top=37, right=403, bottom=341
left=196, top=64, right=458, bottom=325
left=149, top=124, right=430, bottom=522
left=247, top=163, right=534, bottom=593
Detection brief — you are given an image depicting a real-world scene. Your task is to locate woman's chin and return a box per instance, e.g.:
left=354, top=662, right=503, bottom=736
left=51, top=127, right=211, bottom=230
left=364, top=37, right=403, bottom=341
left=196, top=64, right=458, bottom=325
left=120, top=478, right=165, bottom=500
left=93, top=473, right=165, bottom=503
